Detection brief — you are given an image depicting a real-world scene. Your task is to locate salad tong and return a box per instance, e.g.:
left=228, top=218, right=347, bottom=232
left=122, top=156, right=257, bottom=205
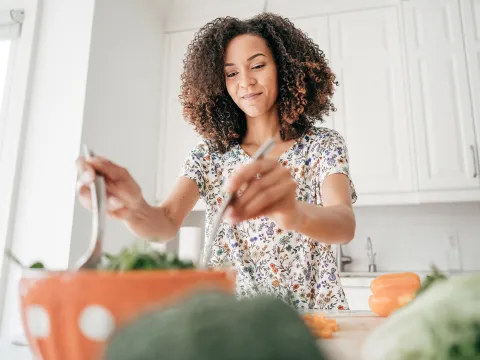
left=74, top=145, right=107, bottom=270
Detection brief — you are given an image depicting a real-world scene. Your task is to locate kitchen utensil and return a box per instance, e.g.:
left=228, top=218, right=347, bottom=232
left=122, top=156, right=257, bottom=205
left=200, top=137, right=277, bottom=269
left=73, top=145, right=107, bottom=270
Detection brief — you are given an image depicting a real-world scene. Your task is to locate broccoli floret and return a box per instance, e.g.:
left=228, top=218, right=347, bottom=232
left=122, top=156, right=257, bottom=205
left=103, top=291, right=326, bottom=360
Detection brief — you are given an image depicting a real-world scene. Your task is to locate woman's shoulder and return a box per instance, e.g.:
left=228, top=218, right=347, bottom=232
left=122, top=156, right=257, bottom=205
left=303, top=126, right=347, bottom=150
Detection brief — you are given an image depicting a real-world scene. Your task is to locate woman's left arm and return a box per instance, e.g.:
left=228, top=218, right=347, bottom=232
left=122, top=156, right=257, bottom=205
left=224, top=158, right=356, bottom=245
left=293, top=173, right=356, bottom=244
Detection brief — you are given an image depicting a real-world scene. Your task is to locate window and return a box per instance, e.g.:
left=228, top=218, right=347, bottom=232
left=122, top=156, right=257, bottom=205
left=0, top=3, right=39, bottom=334
left=0, top=9, right=24, bottom=279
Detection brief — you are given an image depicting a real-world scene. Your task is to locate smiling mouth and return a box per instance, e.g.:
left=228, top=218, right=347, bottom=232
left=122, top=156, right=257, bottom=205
left=242, top=92, right=262, bottom=100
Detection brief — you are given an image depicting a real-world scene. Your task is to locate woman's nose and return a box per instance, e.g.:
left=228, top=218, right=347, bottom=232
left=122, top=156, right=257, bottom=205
left=239, top=72, right=256, bottom=88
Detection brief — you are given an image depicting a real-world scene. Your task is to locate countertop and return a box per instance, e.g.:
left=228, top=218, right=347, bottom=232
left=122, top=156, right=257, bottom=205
left=1, top=311, right=385, bottom=360
left=317, top=310, right=385, bottom=360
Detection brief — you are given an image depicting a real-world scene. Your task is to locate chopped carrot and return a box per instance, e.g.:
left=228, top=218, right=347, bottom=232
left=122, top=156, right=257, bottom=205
left=301, top=312, right=339, bottom=339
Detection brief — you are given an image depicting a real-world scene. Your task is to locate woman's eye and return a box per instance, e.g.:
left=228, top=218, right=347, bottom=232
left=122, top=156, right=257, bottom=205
left=252, top=64, right=265, bottom=70
left=226, top=72, right=237, bottom=78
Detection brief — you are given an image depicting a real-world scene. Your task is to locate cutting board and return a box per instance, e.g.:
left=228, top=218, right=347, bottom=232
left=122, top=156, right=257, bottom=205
left=312, top=311, right=386, bottom=360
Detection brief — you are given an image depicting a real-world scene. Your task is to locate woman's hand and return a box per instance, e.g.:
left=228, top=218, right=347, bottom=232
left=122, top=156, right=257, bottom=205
left=75, top=156, right=147, bottom=220
left=223, top=158, right=300, bottom=230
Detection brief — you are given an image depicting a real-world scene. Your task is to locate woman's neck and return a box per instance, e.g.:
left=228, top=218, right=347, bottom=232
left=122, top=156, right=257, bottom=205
left=242, top=108, right=282, bottom=146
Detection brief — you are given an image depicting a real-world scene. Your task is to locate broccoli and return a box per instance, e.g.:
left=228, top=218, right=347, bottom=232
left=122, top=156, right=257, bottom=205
left=103, top=291, right=327, bottom=360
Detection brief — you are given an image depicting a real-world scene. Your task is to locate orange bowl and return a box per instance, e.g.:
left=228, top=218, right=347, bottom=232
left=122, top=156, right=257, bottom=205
left=19, top=268, right=236, bottom=360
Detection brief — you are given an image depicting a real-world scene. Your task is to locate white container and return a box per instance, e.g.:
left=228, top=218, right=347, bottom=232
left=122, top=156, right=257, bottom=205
left=178, top=226, right=203, bottom=264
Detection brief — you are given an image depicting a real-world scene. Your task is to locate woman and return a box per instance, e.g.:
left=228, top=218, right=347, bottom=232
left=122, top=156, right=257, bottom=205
left=76, top=13, right=357, bottom=310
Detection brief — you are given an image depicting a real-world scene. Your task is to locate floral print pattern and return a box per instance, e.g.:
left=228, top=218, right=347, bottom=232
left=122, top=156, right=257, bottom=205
left=179, top=127, right=357, bottom=310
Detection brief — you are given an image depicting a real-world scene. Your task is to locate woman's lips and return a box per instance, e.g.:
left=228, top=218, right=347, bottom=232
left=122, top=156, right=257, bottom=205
left=242, top=92, right=262, bottom=100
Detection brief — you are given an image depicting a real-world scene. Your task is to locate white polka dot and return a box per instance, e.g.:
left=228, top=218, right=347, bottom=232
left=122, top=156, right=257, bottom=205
left=79, top=305, right=115, bottom=342
left=26, top=305, right=50, bottom=338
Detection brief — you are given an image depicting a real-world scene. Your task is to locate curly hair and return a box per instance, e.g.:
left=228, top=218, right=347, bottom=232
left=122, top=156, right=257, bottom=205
left=179, top=12, right=338, bottom=154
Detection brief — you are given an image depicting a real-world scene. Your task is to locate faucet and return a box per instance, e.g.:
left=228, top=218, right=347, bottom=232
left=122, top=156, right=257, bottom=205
left=337, top=245, right=352, bottom=272
left=366, top=237, right=377, bottom=272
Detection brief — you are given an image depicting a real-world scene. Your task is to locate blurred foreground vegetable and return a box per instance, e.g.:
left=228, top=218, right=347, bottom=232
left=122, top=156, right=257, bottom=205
left=416, top=265, right=448, bottom=296
left=104, top=291, right=327, bottom=360
left=362, top=272, right=480, bottom=360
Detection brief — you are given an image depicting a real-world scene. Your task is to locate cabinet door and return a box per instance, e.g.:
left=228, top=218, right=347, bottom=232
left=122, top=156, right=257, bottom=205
left=329, top=7, right=415, bottom=195
left=460, top=0, right=480, bottom=165
left=403, top=0, right=480, bottom=190
left=343, top=287, right=371, bottom=311
left=157, top=30, right=201, bottom=202
left=292, top=16, right=334, bottom=129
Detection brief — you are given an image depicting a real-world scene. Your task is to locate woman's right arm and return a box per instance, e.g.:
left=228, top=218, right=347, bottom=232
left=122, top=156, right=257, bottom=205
left=76, top=156, right=200, bottom=242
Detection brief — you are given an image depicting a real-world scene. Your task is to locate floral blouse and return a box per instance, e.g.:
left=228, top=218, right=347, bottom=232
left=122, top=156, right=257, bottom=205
left=179, top=127, right=357, bottom=310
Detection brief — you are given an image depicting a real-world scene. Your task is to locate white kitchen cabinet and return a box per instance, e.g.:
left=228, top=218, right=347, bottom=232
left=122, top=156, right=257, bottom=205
left=460, top=0, right=480, bottom=161
left=156, top=30, right=202, bottom=203
left=343, top=286, right=371, bottom=311
left=403, top=0, right=480, bottom=191
left=328, top=6, right=415, bottom=195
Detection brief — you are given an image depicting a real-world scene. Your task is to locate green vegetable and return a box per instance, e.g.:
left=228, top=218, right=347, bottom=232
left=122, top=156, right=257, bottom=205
left=104, top=291, right=326, bottom=360
left=29, top=262, right=45, bottom=269
left=361, top=272, right=480, bottom=360
left=4, top=249, right=45, bottom=269
left=98, top=245, right=195, bottom=271
left=416, top=265, right=448, bottom=296
left=6, top=243, right=195, bottom=272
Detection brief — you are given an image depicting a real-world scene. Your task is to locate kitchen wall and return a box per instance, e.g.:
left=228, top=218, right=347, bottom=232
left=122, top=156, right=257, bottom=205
left=174, top=202, right=480, bottom=273
left=69, top=0, right=166, bottom=266
left=343, top=202, right=480, bottom=273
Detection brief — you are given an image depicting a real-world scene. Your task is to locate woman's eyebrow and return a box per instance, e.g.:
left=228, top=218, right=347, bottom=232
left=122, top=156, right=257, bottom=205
left=224, top=53, right=266, bottom=67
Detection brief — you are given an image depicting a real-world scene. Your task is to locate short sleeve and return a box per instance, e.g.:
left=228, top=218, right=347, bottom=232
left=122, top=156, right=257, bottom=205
left=317, top=129, right=357, bottom=204
left=178, top=142, right=211, bottom=199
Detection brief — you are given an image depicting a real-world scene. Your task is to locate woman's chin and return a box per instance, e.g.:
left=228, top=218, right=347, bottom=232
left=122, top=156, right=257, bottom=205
left=241, top=107, right=271, bottom=119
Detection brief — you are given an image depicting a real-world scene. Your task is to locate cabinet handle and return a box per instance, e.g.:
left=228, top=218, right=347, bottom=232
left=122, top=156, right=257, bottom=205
left=471, top=145, right=478, bottom=178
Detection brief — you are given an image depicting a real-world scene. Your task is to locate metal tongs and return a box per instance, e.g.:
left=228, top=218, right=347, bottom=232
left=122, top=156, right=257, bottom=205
left=73, top=145, right=107, bottom=270
left=200, top=137, right=277, bottom=269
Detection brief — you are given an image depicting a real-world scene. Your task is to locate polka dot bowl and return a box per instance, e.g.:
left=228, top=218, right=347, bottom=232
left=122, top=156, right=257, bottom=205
left=19, top=268, right=235, bottom=360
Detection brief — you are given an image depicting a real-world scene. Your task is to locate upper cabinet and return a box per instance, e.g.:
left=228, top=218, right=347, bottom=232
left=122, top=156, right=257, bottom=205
left=328, top=7, right=415, bottom=194
left=403, top=0, right=480, bottom=191
left=460, top=0, right=480, bottom=163
left=156, top=0, right=480, bottom=208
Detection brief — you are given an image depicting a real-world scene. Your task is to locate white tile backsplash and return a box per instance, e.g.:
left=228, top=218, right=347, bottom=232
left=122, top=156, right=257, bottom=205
left=173, top=203, right=480, bottom=273
left=341, top=203, right=480, bottom=273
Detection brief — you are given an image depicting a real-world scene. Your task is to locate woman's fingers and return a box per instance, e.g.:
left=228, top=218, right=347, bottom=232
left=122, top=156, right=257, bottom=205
left=229, top=180, right=293, bottom=222
left=76, top=157, right=96, bottom=185
left=76, top=181, right=93, bottom=210
left=86, top=156, right=131, bottom=182
left=227, top=164, right=296, bottom=222
left=75, top=154, right=143, bottom=218
left=231, top=165, right=284, bottom=210
left=224, top=158, right=278, bottom=194
left=76, top=179, right=125, bottom=212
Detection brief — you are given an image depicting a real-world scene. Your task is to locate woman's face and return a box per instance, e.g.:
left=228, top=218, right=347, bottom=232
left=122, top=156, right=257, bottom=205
left=224, top=34, right=278, bottom=119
